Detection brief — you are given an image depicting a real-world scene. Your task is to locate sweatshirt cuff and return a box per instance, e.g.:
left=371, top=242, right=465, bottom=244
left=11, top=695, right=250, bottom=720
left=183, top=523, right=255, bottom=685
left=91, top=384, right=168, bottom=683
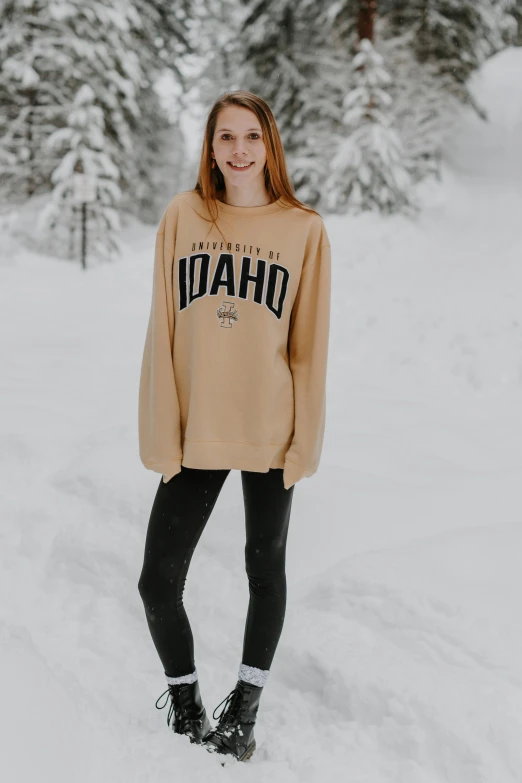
left=283, top=458, right=304, bottom=491
left=160, top=460, right=182, bottom=483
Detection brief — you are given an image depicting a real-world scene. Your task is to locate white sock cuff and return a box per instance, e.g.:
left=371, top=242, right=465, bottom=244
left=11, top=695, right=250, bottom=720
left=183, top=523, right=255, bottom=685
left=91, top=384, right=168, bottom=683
left=165, top=668, right=198, bottom=686
left=238, top=663, right=269, bottom=688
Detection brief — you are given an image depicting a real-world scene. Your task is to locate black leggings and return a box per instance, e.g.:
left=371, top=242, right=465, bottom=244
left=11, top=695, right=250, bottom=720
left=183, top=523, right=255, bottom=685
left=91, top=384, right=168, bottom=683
left=138, top=466, right=295, bottom=678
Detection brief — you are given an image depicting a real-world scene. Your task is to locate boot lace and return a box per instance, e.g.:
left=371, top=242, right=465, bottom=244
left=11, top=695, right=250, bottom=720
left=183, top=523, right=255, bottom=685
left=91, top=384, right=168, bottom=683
left=210, top=687, right=243, bottom=743
left=155, top=685, right=185, bottom=731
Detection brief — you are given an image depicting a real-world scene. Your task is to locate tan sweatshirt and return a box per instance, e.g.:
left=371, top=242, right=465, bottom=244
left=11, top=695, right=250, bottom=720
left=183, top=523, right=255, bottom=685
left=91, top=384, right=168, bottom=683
left=138, top=189, right=331, bottom=491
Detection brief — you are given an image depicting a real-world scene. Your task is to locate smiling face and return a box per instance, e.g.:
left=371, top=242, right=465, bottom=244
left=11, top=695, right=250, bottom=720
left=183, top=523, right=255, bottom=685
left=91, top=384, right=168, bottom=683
left=211, top=105, right=268, bottom=195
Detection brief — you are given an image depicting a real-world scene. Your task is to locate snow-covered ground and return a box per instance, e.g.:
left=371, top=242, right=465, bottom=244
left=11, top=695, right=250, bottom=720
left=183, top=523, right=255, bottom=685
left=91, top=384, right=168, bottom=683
left=1, top=47, right=522, bottom=783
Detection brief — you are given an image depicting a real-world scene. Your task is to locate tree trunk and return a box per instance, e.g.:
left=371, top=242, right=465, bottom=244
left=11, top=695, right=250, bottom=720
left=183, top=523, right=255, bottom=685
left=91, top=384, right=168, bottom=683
left=358, top=0, right=377, bottom=43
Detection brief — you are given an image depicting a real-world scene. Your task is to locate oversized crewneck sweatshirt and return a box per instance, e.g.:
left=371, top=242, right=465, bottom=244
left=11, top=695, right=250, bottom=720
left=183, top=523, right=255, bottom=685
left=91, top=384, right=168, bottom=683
left=138, top=189, right=331, bottom=491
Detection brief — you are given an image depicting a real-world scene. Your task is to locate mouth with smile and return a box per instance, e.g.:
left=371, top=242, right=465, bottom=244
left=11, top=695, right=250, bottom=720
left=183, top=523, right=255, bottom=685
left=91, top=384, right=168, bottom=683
left=227, top=161, right=254, bottom=170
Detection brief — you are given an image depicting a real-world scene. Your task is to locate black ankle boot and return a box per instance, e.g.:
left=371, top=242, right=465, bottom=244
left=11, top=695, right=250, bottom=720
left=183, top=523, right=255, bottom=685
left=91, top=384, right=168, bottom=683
left=155, top=680, right=212, bottom=744
left=203, top=679, right=262, bottom=762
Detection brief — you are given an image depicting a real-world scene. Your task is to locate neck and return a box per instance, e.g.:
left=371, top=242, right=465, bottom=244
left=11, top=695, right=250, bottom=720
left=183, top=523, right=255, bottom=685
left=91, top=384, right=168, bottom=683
left=220, top=186, right=272, bottom=208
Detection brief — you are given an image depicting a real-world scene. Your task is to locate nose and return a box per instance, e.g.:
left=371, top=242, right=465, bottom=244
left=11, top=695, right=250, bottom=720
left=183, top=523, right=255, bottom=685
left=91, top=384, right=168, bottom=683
left=231, top=138, right=248, bottom=156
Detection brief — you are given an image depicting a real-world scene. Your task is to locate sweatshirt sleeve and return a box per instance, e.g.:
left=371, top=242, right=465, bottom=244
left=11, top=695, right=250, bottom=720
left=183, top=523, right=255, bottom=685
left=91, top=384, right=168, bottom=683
left=283, top=225, right=331, bottom=491
left=138, top=204, right=183, bottom=483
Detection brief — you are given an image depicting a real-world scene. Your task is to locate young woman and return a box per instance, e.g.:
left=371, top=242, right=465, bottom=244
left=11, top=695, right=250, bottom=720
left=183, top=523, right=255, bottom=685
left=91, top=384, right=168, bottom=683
left=137, top=90, right=331, bottom=763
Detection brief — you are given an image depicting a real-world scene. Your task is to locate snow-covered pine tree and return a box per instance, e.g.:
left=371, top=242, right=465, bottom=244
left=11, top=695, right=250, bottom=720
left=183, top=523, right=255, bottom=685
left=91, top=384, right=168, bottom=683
left=382, top=0, right=518, bottom=116
left=0, top=0, right=70, bottom=201
left=0, top=1, right=149, bottom=205
left=512, top=0, right=522, bottom=43
left=283, top=1, right=359, bottom=207
left=128, top=81, right=184, bottom=224
left=123, top=0, right=196, bottom=221
left=184, top=0, right=247, bottom=100
left=231, top=0, right=351, bottom=207
left=378, top=22, right=461, bottom=183
left=175, top=0, right=249, bottom=189
left=38, top=85, right=122, bottom=264
left=322, top=37, right=415, bottom=215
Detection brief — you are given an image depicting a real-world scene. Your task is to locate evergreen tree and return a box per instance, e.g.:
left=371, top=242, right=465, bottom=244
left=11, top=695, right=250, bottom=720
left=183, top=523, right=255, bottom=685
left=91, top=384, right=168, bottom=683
left=378, top=23, right=461, bottom=183
left=322, top=38, right=415, bottom=215
left=382, top=0, right=518, bottom=115
left=185, top=0, right=246, bottom=100
left=127, top=81, right=183, bottom=224
left=0, top=0, right=197, bottom=220
left=0, top=0, right=70, bottom=200
left=175, top=0, right=248, bottom=191
left=234, top=0, right=352, bottom=206
left=131, top=0, right=195, bottom=78
left=38, top=85, right=122, bottom=263
left=512, top=0, right=522, bottom=43
left=0, top=0, right=144, bottom=204
left=123, top=0, right=196, bottom=221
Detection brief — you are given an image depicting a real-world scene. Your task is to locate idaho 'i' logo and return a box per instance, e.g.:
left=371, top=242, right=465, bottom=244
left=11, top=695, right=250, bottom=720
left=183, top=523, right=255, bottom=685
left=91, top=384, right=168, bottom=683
left=216, top=300, right=239, bottom=328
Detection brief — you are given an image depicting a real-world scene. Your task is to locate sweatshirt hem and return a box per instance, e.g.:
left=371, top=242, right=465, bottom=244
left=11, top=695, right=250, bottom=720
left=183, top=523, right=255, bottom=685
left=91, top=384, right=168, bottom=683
left=181, top=438, right=291, bottom=472
left=283, top=456, right=304, bottom=468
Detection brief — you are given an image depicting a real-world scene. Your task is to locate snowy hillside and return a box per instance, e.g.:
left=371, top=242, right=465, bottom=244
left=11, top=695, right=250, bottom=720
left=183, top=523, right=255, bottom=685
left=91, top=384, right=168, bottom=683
left=1, top=47, right=522, bottom=783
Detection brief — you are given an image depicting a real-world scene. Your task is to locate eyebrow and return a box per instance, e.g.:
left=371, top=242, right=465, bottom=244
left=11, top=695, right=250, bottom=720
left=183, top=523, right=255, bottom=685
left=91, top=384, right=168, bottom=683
left=216, top=127, right=262, bottom=132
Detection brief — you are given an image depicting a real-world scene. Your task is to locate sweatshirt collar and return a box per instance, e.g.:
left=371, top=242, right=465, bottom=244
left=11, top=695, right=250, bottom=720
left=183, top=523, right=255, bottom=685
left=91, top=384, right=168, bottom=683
left=215, top=197, right=286, bottom=216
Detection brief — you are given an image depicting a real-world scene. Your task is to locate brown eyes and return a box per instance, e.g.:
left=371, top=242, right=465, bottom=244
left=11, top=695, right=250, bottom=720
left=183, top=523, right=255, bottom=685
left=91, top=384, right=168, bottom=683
left=221, top=133, right=260, bottom=140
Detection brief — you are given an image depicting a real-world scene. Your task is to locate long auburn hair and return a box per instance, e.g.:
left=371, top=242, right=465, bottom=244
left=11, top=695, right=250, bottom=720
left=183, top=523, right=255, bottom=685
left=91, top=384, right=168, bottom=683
left=187, top=90, right=320, bottom=241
